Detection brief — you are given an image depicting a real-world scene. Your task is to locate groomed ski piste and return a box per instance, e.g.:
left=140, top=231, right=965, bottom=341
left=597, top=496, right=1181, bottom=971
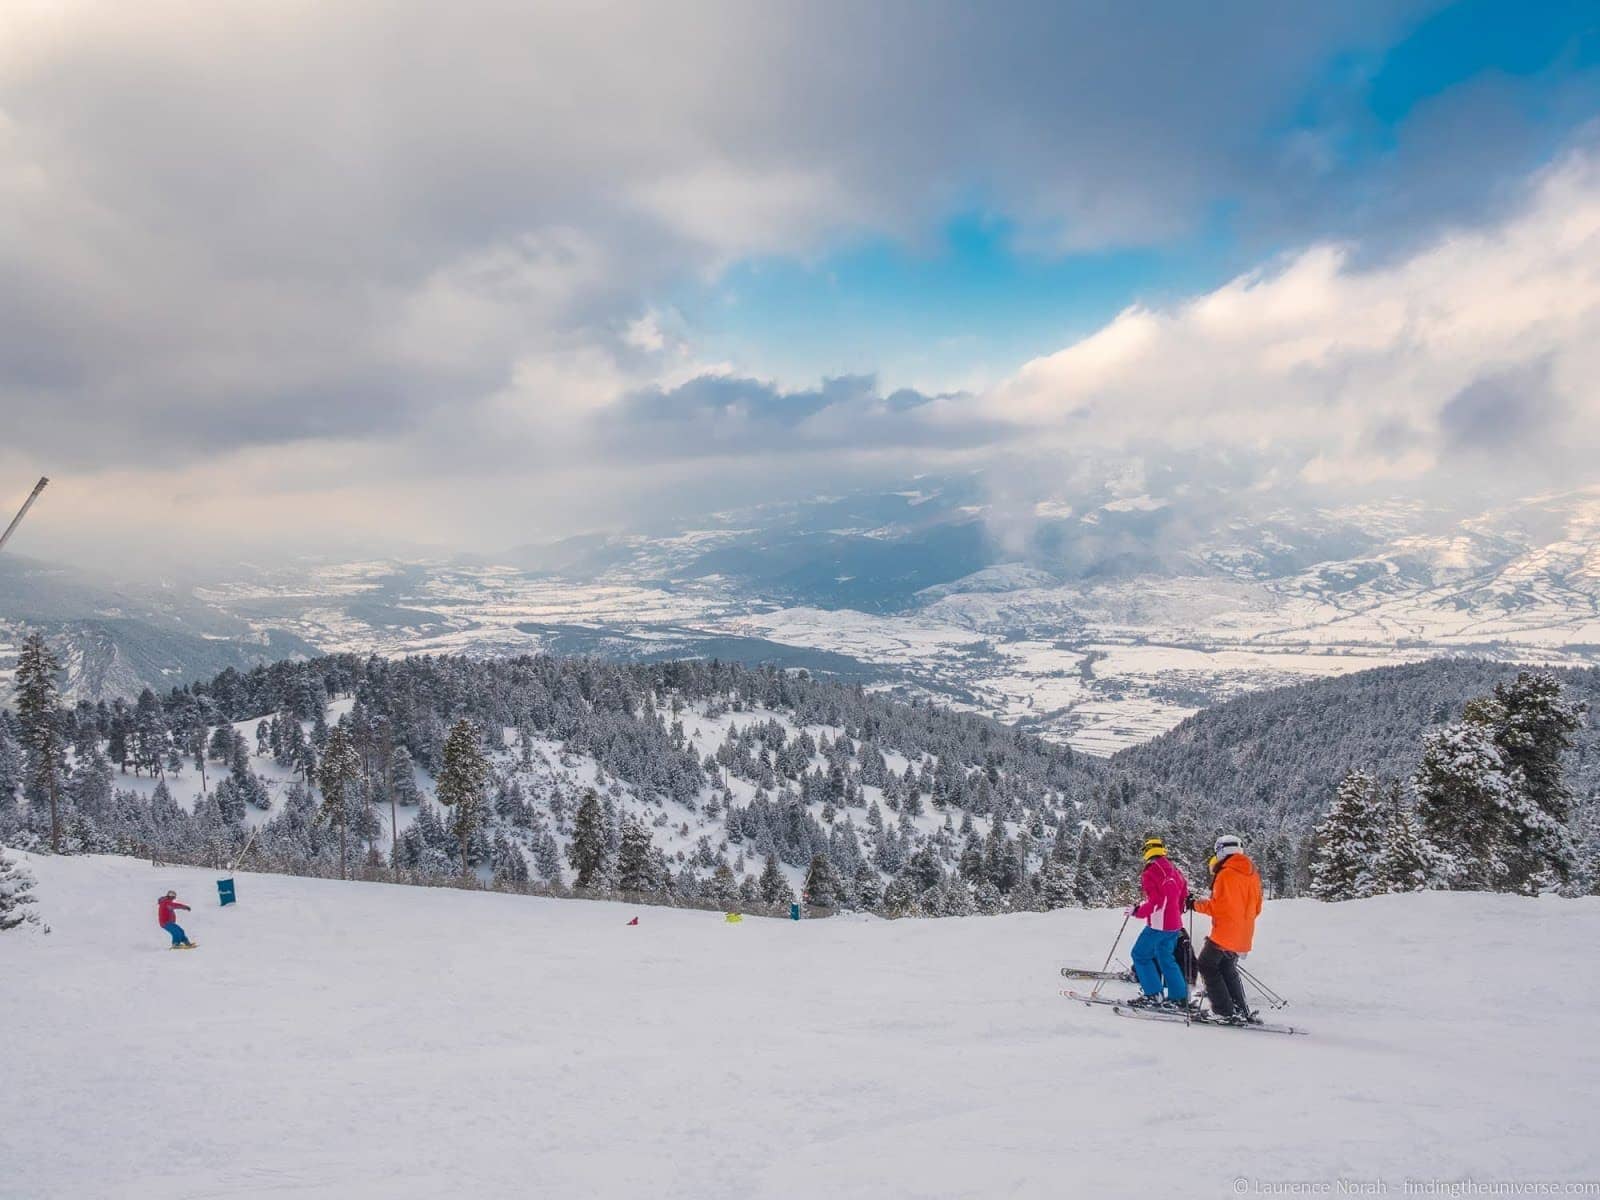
left=4, top=854, right=1599, bottom=1199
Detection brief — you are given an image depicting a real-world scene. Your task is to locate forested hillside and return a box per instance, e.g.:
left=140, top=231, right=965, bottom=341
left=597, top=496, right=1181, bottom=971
left=1120, top=660, right=1600, bottom=819
left=2, top=651, right=1596, bottom=913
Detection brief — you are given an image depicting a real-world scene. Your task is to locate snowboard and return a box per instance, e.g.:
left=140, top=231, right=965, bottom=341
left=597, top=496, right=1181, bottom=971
left=169, top=942, right=199, bottom=950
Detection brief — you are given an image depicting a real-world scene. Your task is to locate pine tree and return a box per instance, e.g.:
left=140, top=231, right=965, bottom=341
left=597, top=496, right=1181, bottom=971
left=708, top=861, right=737, bottom=902
left=758, top=853, right=793, bottom=906
left=1071, top=828, right=1103, bottom=905
left=490, top=833, right=529, bottom=885
left=1571, top=798, right=1600, bottom=898
left=1411, top=676, right=1584, bottom=895
left=974, top=879, right=1003, bottom=914
left=133, top=688, right=169, bottom=778
left=389, top=747, right=420, bottom=806
left=0, top=724, right=22, bottom=816
left=185, top=725, right=208, bottom=791
left=1489, top=672, right=1585, bottom=892
left=852, top=862, right=882, bottom=911
left=983, top=823, right=1023, bottom=892
left=1414, top=716, right=1520, bottom=890
left=1372, top=781, right=1431, bottom=894
left=317, top=725, right=363, bottom=879
left=880, top=872, right=916, bottom=917
left=941, top=875, right=976, bottom=916
left=616, top=818, right=661, bottom=893
left=957, top=832, right=984, bottom=883
left=14, top=633, right=64, bottom=852
left=436, top=719, right=489, bottom=879
left=0, top=847, right=41, bottom=932
left=1309, top=770, right=1385, bottom=901
left=1038, top=854, right=1077, bottom=908
left=567, top=790, right=610, bottom=890
left=803, top=853, right=840, bottom=908
left=66, top=751, right=115, bottom=825
left=533, top=832, right=563, bottom=885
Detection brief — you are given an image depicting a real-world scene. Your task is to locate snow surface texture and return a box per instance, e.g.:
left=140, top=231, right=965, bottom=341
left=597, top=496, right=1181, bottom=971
left=5, top=854, right=1599, bottom=1199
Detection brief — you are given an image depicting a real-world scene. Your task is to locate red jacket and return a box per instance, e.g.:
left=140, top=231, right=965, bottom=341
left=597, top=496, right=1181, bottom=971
left=158, top=897, right=189, bottom=926
left=1131, top=856, right=1188, bottom=932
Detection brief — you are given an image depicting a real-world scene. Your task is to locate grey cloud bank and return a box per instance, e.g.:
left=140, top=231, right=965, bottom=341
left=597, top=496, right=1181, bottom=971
left=1, top=1, right=1595, bottom=564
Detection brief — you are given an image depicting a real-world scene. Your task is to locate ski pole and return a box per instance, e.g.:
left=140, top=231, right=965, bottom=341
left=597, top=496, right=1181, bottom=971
left=1237, top=963, right=1281, bottom=1002
left=1239, top=964, right=1287, bottom=1008
left=1089, top=912, right=1132, bottom=999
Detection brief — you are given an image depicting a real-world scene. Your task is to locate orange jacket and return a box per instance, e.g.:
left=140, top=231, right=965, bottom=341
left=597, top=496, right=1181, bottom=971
left=1194, top=853, right=1262, bottom=953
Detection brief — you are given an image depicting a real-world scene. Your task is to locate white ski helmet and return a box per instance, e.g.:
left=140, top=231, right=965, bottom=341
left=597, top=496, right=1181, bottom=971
left=1213, top=834, right=1243, bottom=862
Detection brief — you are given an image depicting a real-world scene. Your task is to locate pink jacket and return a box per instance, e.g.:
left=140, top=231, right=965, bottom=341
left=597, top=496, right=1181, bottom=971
left=1132, top=856, right=1188, bottom=932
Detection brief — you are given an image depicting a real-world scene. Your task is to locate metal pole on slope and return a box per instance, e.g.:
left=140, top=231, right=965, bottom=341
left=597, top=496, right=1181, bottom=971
left=1186, top=902, right=1196, bottom=1025
left=1088, top=911, right=1132, bottom=1000
left=0, top=476, right=49, bottom=553
left=230, top=826, right=260, bottom=875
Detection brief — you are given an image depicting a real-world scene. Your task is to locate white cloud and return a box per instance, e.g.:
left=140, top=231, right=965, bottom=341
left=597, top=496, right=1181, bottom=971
left=982, top=148, right=1600, bottom=488
left=631, top=164, right=863, bottom=264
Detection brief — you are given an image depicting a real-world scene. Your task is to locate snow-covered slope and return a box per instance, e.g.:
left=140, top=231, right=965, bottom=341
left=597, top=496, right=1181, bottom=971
left=4, top=853, right=1597, bottom=1199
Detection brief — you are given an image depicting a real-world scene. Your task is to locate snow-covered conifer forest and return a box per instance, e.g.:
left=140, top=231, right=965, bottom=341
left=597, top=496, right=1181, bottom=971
left=3, top=641, right=1596, bottom=914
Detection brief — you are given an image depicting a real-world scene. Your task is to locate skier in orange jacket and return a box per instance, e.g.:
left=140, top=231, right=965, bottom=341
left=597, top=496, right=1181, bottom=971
left=1187, top=835, right=1262, bottom=1024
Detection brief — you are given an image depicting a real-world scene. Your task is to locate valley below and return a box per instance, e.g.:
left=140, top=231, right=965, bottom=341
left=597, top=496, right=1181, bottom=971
left=6, top=481, right=1600, bottom=755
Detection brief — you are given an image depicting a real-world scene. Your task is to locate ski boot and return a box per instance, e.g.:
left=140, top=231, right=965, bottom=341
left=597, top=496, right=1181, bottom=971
left=1125, top=994, right=1167, bottom=1011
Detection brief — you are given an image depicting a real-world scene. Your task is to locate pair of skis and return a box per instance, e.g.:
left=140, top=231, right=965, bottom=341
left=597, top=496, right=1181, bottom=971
left=1062, top=989, right=1308, bottom=1036
left=1059, top=966, right=1134, bottom=982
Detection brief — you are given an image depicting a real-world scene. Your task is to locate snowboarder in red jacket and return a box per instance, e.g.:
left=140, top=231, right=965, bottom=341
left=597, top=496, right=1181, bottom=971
left=158, top=890, right=194, bottom=949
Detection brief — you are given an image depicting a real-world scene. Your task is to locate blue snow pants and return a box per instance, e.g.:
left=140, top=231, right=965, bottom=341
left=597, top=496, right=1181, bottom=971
left=1130, top=926, right=1187, bottom=1002
left=162, top=922, right=188, bottom=946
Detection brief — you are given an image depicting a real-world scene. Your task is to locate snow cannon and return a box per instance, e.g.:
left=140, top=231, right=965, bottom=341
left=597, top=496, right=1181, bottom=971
left=724, top=912, right=743, bottom=924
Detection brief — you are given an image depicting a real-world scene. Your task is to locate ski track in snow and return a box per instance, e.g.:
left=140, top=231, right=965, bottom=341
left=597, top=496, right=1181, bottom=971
left=4, top=854, right=1599, bottom=1199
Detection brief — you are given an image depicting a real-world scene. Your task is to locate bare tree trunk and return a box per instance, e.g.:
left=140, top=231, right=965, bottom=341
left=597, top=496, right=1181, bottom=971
left=384, top=723, right=396, bottom=876
left=48, top=772, right=61, bottom=853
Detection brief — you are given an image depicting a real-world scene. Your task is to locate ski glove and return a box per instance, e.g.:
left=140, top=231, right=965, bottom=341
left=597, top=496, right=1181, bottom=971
left=1184, top=895, right=1196, bottom=912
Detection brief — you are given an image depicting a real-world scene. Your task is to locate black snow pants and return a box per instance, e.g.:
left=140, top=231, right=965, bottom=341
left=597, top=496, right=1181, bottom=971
left=1197, top=938, right=1250, bottom=1018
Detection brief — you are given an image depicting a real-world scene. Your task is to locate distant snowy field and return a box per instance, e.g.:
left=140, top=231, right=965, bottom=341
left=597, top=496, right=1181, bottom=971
left=185, top=548, right=1600, bottom=756
left=5, top=855, right=1599, bottom=1199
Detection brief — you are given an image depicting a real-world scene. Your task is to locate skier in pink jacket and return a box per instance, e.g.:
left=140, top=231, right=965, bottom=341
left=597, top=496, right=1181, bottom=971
left=1125, top=837, right=1190, bottom=1009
